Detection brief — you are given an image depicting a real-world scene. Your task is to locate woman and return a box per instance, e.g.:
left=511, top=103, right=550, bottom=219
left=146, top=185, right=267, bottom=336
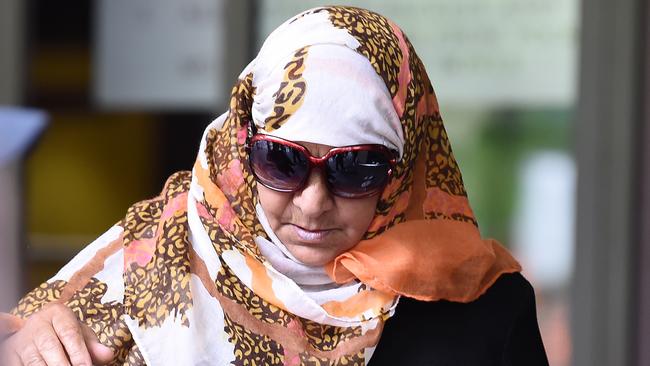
left=1, top=6, right=548, bottom=365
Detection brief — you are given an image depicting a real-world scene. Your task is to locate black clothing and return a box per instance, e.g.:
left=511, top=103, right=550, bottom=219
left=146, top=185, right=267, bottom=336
left=370, top=273, right=549, bottom=366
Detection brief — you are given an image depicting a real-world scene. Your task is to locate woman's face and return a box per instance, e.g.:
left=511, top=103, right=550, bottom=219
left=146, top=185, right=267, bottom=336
left=256, top=141, right=380, bottom=266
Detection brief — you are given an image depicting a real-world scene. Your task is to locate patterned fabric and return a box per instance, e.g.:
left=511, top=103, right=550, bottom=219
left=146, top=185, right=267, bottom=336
left=7, top=6, right=520, bottom=365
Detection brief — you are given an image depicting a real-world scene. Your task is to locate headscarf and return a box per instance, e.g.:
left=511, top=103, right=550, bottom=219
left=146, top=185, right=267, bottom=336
left=7, top=6, right=520, bottom=365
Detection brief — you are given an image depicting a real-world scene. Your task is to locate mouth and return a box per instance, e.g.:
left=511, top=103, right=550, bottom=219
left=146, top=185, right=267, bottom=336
left=289, top=224, right=335, bottom=243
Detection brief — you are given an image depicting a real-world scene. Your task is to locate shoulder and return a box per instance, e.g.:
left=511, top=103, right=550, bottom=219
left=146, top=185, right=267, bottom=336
left=474, top=271, right=536, bottom=313
left=391, top=272, right=535, bottom=325
left=370, top=272, right=545, bottom=366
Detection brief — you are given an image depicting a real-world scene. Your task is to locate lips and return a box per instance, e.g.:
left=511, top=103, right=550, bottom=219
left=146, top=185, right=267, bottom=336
left=290, top=224, right=334, bottom=243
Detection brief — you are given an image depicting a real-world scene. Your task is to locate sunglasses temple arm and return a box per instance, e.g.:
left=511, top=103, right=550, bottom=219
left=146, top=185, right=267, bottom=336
left=246, top=120, right=258, bottom=146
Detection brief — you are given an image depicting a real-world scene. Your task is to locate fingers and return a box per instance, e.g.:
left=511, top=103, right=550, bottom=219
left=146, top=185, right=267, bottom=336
left=33, top=321, right=71, bottom=366
left=3, top=303, right=114, bottom=366
left=1, top=346, right=22, bottom=366
left=19, top=343, right=47, bottom=366
left=0, top=313, right=25, bottom=339
left=51, top=309, right=92, bottom=366
left=80, top=323, right=114, bottom=365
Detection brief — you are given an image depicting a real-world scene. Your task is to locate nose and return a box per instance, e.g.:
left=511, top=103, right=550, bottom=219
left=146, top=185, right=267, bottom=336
left=292, top=167, right=335, bottom=218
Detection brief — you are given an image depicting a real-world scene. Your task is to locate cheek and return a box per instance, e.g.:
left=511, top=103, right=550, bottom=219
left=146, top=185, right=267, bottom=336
left=335, top=196, right=379, bottom=237
left=256, top=185, right=292, bottom=230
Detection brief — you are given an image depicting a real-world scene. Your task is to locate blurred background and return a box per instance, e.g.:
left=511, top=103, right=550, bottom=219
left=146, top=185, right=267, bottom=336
left=0, top=1, right=648, bottom=365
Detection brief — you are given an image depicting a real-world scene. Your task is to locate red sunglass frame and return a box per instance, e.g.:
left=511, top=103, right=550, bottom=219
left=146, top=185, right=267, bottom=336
left=246, top=133, right=398, bottom=198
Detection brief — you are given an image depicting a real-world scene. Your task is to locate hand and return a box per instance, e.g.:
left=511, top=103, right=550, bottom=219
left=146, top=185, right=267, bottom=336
left=1, top=303, right=114, bottom=365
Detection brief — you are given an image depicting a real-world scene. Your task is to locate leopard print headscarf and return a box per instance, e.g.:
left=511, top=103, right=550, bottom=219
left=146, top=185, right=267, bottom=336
left=8, top=7, right=520, bottom=365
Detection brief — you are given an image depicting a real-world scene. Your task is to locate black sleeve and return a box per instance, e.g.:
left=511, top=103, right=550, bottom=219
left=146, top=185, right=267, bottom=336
left=499, top=278, right=549, bottom=366
left=369, top=272, right=549, bottom=366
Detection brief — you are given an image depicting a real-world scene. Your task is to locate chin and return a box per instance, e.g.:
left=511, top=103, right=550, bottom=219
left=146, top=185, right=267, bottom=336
left=289, top=246, right=337, bottom=267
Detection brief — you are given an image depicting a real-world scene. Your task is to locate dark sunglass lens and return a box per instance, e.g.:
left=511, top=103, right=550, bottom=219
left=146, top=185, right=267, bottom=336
left=326, top=150, right=391, bottom=197
left=249, top=140, right=309, bottom=191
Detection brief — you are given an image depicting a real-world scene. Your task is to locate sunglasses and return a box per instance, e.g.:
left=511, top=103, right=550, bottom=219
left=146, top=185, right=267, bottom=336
left=246, top=133, right=397, bottom=199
